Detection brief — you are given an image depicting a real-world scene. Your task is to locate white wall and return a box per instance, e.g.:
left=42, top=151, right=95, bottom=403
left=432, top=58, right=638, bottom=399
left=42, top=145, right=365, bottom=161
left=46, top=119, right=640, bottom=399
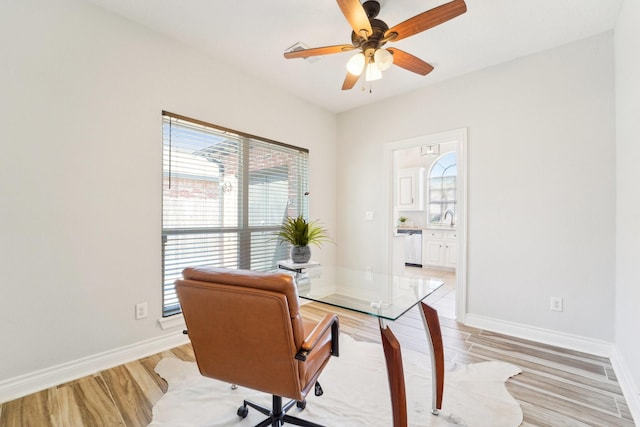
left=0, top=0, right=336, bottom=391
left=614, top=0, right=640, bottom=418
left=337, top=33, right=616, bottom=343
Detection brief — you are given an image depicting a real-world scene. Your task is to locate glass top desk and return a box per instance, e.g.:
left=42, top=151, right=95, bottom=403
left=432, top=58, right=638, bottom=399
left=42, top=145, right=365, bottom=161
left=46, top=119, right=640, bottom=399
left=294, top=266, right=445, bottom=427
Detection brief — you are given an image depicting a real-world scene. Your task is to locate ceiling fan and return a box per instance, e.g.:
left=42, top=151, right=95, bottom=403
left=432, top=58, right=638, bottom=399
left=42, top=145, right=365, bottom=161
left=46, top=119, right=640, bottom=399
left=284, top=0, right=467, bottom=90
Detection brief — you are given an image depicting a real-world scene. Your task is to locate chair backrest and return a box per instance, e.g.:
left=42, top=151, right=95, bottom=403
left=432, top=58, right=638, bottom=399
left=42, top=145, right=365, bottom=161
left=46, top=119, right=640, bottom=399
left=175, top=266, right=307, bottom=399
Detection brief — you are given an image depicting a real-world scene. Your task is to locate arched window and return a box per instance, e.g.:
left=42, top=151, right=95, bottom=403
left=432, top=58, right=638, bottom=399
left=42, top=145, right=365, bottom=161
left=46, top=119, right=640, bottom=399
left=428, top=152, right=457, bottom=227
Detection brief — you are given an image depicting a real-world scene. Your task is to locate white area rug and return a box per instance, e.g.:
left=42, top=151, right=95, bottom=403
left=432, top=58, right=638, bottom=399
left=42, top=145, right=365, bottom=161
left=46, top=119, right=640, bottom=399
left=150, top=334, right=522, bottom=427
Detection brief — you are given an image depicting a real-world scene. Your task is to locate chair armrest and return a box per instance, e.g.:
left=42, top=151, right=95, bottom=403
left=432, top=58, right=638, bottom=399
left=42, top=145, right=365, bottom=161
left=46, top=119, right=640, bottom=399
left=296, top=314, right=340, bottom=361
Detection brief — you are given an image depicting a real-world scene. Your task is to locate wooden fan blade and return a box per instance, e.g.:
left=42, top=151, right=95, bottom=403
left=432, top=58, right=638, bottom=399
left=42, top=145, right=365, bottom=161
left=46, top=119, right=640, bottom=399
left=342, top=72, right=360, bottom=90
left=385, top=0, right=467, bottom=42
left=337, top=0, right=373, bottom=39
left=284, top=44, right=355, bottom=59
left=388, top=48, right=434, bottom=76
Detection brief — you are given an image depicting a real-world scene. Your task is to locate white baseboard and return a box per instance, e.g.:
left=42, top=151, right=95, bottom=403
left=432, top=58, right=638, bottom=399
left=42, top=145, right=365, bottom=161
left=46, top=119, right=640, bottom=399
left=464, top=313, right=614, bottom=357
left=0, top=332, right=189, bottom=404
left=465, top=314, right=637, bottom=424
left=610, top=348, right=640, bottom=424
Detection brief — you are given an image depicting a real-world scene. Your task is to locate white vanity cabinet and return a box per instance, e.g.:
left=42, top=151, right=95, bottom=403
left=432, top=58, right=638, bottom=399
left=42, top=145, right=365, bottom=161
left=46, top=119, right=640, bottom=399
left=443, top=231, right=457, bottom=268
left=422, top=229, right=457, bottom=269
left=396, top=167, right=424, bottom=211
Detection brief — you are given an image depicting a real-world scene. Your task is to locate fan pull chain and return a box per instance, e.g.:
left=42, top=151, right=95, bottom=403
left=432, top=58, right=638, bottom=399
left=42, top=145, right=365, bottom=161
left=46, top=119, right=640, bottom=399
left=361, top=80, right=374, bottom=93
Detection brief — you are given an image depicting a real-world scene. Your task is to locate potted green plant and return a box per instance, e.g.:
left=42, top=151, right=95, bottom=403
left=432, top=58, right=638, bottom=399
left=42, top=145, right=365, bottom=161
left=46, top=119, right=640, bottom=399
left=398, top=216, right=408, bottom=226
left=277, top=215, right=332, bottom=263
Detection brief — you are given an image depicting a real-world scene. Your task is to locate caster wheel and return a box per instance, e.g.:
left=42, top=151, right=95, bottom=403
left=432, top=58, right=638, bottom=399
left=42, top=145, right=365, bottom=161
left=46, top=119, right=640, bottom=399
left=296, top=400, right=307, bottom=410
left=314, top=382, right=324, bottom=396
left=237, top=405, right=249, bottom=419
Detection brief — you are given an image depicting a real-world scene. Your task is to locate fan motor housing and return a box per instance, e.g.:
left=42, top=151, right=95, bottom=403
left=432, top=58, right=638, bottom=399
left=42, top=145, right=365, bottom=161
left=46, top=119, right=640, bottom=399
left=351, top=18, right=389, bottom=49
left=362, top=0, right=381, bottom=18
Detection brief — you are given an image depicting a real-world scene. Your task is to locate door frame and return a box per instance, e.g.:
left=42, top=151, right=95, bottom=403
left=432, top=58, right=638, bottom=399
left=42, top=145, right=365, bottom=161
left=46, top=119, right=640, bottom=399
left=384, top=128, right=468, bottom=321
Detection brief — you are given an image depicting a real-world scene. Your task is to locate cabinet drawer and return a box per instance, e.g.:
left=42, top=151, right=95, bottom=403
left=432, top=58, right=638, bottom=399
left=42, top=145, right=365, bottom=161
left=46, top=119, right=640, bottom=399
left=424, top=230, right=443, bottom=240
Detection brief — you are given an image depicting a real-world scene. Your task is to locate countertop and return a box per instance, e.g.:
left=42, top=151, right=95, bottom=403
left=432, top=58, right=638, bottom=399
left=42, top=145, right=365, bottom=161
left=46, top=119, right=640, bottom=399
left=396, top=225, right=456, bottom=231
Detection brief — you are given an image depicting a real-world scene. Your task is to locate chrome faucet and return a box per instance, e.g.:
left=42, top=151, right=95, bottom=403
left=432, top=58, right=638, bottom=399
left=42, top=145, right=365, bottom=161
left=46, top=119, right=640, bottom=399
left=443, top=209, right=455, bottom=227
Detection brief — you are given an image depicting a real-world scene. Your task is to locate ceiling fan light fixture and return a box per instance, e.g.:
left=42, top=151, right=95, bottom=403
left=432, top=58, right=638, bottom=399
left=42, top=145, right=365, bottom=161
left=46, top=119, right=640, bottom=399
left=346, top=53, right=366, bottom=76
left=421, top=144, right=441, bottom=157
left=365, top=62, right=382, bottom=81
left=285, top=0, right=467, bottom=90
left=373, top=48, right=393, bottom=71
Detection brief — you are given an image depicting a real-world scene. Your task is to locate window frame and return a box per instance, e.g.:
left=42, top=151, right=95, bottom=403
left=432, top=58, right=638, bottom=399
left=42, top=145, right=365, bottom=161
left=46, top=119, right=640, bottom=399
left=161, top=111, right=309, bottom=317
left=427, top=151, right=457, bottom=227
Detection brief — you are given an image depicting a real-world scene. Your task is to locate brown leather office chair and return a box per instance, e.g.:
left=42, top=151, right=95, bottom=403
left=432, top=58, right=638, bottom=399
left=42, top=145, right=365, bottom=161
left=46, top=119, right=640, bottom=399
left=176, top=266, right=340, bottom=427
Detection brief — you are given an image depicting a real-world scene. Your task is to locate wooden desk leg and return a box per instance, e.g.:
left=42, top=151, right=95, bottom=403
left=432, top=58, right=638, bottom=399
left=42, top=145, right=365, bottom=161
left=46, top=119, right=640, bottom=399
left=419, top=302, right=444, bottom=415
left=380, top=324, right=408, bottom=427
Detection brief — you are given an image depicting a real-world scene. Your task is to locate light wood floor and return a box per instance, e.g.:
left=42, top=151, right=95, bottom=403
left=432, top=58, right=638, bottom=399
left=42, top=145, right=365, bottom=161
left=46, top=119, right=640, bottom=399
left=0, top=301, right=635, bottom=426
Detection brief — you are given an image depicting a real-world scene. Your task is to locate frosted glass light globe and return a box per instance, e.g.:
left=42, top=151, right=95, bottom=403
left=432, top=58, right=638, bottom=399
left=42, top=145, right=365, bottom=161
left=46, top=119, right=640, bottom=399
left=365, top=62, right=382, bottom=81
left=374, top=48, right=393, bottom=71
left=346, top=53, right=365, bottom=76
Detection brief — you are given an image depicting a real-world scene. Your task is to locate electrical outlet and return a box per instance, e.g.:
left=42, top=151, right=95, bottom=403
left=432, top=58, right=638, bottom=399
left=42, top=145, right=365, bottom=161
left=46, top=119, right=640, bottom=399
left=365, top=211, right=374, bottom=221
left=550, top=297, right=563, bottom=312
left=136, top=302, right=148, bottom=320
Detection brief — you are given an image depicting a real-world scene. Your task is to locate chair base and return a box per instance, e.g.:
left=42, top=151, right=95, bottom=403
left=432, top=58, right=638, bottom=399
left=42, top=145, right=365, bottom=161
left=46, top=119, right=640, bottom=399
left=237, top=395, right=324, bottom=427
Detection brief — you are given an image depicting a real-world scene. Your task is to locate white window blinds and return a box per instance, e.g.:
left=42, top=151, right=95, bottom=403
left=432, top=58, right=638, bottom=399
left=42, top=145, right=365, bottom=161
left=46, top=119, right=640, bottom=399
left=162, top=112, right=309, bottom=317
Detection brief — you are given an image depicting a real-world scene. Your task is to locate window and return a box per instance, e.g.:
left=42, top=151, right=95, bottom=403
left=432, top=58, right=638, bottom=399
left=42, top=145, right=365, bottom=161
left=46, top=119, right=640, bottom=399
left=162, top=112, right=309, bottom=317
left=427, top=152, right=457, bottom=227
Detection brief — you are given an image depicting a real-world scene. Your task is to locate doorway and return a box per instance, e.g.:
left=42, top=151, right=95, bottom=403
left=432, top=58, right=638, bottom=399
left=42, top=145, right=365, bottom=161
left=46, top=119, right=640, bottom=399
left=384, top=128, right=467, bottom=321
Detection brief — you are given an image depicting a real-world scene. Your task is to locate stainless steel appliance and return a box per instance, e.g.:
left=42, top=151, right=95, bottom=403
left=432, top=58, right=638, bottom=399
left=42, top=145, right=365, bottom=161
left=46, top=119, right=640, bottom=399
left=397, top=229, right=422, bottom=267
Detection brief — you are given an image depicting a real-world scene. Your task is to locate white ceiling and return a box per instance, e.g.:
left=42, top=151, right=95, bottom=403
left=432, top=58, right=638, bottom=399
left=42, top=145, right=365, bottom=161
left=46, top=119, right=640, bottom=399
left=84, top=0, right=623, bottom=113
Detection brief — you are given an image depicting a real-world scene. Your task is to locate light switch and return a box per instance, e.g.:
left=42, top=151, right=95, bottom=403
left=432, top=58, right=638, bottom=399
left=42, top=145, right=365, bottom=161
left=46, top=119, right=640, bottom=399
left=365, top=211, right=375, bottom=221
